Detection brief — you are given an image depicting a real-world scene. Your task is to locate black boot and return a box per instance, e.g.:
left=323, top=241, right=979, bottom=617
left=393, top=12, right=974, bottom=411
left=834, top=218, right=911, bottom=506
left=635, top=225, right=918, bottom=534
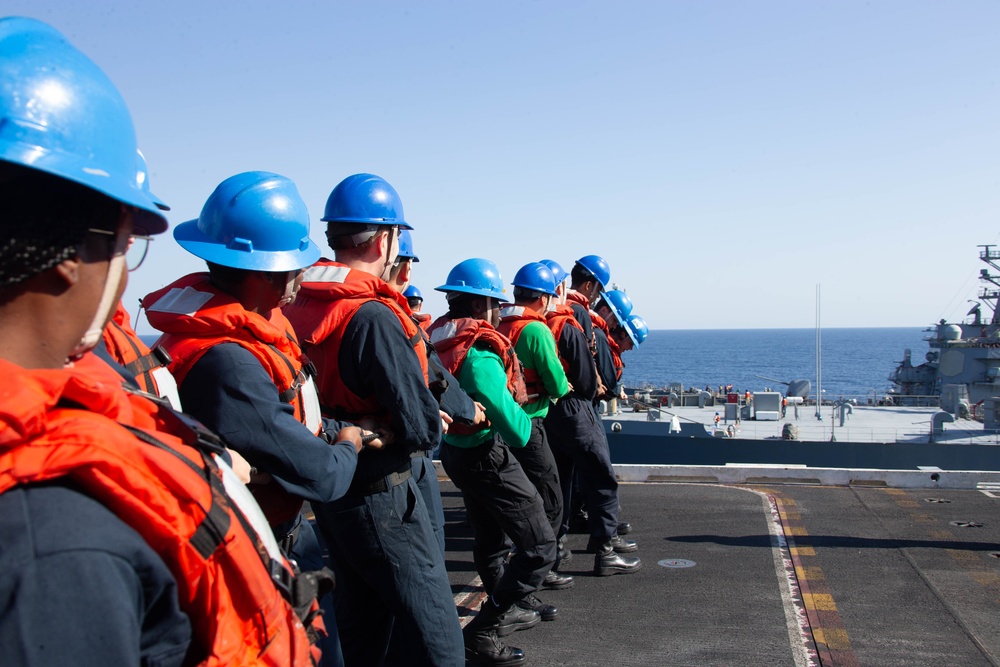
left=516, top=593, right=558, bottom=621
left=594, top=543, right=641, bottom=576
left=464, top=629, right=526, bottom=666
left=586, top=534, right=638, bottom=554
left=617, top=520, right=632, bottom=535
left=464, top=599, right=527, bottom=666
left=495, top=603, right=541, bottom=636
left=541, top=570, right=574, bottom=590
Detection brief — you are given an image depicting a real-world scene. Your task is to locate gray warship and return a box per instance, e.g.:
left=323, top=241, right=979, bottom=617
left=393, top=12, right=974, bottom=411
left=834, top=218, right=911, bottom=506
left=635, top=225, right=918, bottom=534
left=888, top=244, right=1000, bottom=412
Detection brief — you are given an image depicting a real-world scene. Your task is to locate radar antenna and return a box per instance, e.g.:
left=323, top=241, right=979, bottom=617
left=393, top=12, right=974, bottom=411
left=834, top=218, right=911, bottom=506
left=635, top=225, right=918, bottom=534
left=977, top=245, right=1000, bottom=325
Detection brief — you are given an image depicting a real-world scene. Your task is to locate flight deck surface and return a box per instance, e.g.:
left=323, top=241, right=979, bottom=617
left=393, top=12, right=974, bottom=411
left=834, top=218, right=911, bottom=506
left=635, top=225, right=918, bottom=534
left=442, top=479, right=1000, bottom=666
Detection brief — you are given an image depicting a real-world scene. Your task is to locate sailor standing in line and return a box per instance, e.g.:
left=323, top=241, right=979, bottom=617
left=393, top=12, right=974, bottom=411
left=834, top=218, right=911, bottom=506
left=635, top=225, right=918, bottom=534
left=543, top=258, right=641, bottom=574
left=429, top=258, right=557, bottom=667
left=595, top=288, right=636, bottom=413
left=282, top=173, right=464, bottom=667
left=496, top=262, right=575, bottom=593
left=0, top=19, right=323, bottom=665
left=609, top=310, right=644, bottom=353
left=143, top=171, right=376, bottom=667
left=382, top=227, right=485, bottom=555
left=405, top=284, right=433, bottom=331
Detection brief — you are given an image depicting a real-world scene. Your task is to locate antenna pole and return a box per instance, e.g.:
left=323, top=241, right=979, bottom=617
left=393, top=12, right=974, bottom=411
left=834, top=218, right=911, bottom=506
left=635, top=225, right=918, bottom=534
left=815, top=284, right=823, bottom=420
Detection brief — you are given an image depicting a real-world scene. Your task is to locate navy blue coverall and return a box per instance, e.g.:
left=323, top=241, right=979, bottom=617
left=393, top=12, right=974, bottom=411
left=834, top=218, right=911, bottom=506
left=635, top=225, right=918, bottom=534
left=543, top=319, right=621, bottom=544
left=180, top=343, right=361, bottom=667
left=0, top=484, right=192, bottom=666
left=311, top=301, right=464, bottom=667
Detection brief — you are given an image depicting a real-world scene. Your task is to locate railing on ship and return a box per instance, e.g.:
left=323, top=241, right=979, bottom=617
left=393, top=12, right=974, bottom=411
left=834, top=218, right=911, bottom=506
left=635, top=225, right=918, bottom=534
left=622, top=391, right=942, bottom=409
left=606, top=393, right=1000, bottom=445
left=673, top=421, right=1000, bottom=446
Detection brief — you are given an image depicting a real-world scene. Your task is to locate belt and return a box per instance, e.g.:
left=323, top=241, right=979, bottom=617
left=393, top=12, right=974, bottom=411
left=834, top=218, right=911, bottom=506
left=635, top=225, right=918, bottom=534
left=358, top=464, right=412, bottom=496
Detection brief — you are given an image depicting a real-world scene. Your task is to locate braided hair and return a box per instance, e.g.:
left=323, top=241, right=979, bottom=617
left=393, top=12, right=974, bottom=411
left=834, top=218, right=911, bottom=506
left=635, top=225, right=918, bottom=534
left=0, top=163, right=121, bottom=288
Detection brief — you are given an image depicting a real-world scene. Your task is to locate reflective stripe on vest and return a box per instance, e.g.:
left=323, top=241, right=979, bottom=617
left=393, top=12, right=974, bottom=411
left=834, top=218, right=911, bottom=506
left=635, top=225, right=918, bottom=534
left=284, top=261, right=430, bottom=423
left=427, top=315, right=529, bottom=408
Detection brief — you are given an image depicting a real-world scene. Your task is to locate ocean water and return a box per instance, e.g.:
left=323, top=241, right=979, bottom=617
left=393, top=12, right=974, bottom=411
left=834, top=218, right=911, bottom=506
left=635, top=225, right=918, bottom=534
left=142, top=326, right=929, bottom=401
left=621, top=327, right=928, bottom=400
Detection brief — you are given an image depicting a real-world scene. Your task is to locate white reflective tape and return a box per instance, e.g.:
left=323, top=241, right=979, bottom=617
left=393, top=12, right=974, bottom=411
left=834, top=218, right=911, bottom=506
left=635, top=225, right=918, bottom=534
left=214, top=454, right=284, bottom=563
left=303, top=265, right=351, bottom=284
left=301, top=375, right=323, bottom=435
left=429, top=320, right=459, bottom=344
left=500, top=306, right=526, bottom=318
left=146, top=286, right=214, bottom=316
left=150, top=366, right=182, bottom=411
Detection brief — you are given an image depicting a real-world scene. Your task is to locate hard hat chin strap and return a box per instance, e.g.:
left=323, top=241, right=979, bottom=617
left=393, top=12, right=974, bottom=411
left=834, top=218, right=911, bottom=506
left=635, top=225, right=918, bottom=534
left=277, top=270, right=303, bottom=307
left=69, top=252, right=126, bottom=361
left=379, top=226, right=398, bottom=281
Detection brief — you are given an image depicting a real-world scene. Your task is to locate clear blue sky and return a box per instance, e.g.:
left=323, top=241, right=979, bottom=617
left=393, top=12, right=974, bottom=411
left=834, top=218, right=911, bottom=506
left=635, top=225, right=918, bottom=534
left=11, top=2, right=1000, bottom=331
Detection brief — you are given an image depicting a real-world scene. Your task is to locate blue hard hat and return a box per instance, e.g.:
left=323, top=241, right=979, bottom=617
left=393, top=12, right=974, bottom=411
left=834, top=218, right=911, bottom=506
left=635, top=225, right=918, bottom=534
left=512, top=262, right=558, bottom=297
left=539, top=259, right=567, bottom=285
left=136, top=149, right=169, bottom=212
left=174, top=171, right=321, bottom=272
left=576, top=255, right=611, bottom=288
left=603, top=289, right=633, bottom=324
left=627, top=314, right=648, bottom=345
left=403, top=285, right=423, bottom=301
left=397, top=229, right=419, bottom=262
left=0, top=18, right=168, bottom=234
left=436, top=258, right=508, bottom=302
left=321, top=173, right=413, bottom=230
left=616, top=317, right=639, bottom=347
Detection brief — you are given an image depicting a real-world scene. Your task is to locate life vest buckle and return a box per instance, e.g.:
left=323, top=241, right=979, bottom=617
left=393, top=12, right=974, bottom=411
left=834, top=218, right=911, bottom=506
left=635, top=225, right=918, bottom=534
left=151, top=345, right=172, bottom=366
left=269, top=558, right=295, bottom=601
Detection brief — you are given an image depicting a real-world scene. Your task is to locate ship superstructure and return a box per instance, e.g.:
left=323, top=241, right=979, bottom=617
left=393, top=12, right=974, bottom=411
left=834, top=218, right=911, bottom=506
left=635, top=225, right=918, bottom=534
left=889, top=244, right=1000, bottom=408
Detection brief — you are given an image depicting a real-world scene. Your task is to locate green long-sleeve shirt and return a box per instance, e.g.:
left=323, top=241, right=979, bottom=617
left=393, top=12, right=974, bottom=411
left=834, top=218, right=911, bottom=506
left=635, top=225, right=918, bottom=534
left=444, top=344, right=531, bottom=449
left=512, top=320, right=570, bottom=419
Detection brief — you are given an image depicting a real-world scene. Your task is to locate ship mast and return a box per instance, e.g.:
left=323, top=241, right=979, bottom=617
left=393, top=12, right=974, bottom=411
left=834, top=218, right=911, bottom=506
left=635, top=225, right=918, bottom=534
left=977, top=245, right=1000, bottom=325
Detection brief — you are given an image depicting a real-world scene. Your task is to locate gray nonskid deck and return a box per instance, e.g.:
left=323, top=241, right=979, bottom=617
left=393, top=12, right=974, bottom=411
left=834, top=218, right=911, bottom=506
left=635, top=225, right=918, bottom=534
left=602, top=404, right=1000, bottom=471
left=607, top=403, right=998, bottom=446
left=441, top=479, right=1000, bottom=666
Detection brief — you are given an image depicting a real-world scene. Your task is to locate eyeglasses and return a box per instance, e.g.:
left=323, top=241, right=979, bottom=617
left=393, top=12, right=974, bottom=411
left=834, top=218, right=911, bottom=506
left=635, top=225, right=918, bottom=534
left=87, top=228, right=153, bottom=272
left=125, top=235, right=152, bottom=272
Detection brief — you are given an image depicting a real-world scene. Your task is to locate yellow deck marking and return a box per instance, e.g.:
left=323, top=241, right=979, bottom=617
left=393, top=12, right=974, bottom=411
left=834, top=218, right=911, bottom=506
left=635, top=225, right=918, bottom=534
left=795, top=565, right=825, bottom=581
left=812, top=627, right=852, bottom=650
left=802, top=593, right=837, bottom=611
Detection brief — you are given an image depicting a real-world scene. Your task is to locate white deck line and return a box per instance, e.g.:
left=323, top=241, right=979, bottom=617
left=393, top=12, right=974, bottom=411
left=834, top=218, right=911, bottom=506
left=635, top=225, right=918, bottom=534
left=435, top=461, right=1000, bottom=489
left=758, top=489, right=818, bottom=667
left=608, top=463, right=1000, bottom=489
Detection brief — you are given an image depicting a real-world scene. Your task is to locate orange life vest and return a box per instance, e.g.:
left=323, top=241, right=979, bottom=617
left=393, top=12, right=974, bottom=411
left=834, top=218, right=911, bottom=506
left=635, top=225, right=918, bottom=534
left=590, top=311, right=609, bottom=336
left=143, top=273, right=322, bottom=527
left=497, top=305, right=550, bottom=401
left=0, top=355, right=319, bottom=666
left=427, top=315, right=529, bottom=434
left=545, top=304, right=586, bottom=374
left=590, top=311, right=624, bottom=381
left=565, top=290, right=598, bottom=351
left=282, top=260, right=429, bottom=422
left=101, top=301, right=174, bottom=397
left=607, top=335, right=624, bottom=382
left=565, top=290, right=591, bottom=311
left=413, top=311, right=432, bottom=332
